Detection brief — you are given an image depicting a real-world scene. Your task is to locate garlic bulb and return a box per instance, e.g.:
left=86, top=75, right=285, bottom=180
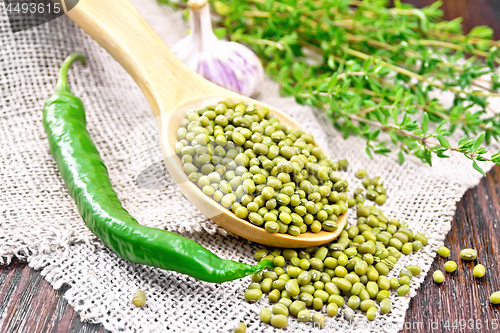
left=172, top=0, right=264, bottom=97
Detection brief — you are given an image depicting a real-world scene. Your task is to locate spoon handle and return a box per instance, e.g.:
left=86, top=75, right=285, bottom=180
left=66, top=0, right=223, bottom=114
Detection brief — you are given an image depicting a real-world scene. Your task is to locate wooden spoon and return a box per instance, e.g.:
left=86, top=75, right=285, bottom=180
left=65, top=0, right=346, bottom=248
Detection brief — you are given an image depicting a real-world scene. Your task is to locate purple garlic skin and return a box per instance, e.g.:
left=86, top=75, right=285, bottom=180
left=197, top=42, right=264, bottom=97
left=172, top=0, right=264, bottom=97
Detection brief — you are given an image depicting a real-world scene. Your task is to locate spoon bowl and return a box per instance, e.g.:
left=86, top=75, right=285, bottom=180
left=66, top=0, right=346, bottom=247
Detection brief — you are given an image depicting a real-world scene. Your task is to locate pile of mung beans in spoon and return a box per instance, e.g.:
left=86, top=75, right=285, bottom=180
left=175, top=99, right=350, bottom=235
left=245, top=204, right=427, bottom=328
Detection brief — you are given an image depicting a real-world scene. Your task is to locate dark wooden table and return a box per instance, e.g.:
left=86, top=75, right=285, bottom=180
left=3, top=1, right=500, bottom=332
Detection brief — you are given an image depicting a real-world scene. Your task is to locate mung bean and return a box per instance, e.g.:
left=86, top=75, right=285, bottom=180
left=490, top=291, right=500, bottom=304
left=245, top=289, right=263, bottom=302
left=132, top=289, right=146, bottom=307
left=366, top=306, right=377, bottom=321
left=437, top=246, right=450, bottom=258
left=397, top=284, right=410, bottom=296
left=344, top=308, right=355, bottom=321
left=234, top=322, right=246, bottom=333
left=433, top=270, right=444, bottom=284
left=473, top=264, right=485, bottom=278
left=260, top=308, right=272, bottom=323
left=444, top=261, right=457, bottom=273
left=270, top=314, right=288, bottom=328
left=326, top=302, right=338, bottom=316
left=312, top=312, right=325, bottom=327
left=460, top=249, right=478, bottom=261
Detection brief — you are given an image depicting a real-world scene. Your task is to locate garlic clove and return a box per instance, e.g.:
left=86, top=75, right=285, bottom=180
left=172, top=0, right=264, bottom=97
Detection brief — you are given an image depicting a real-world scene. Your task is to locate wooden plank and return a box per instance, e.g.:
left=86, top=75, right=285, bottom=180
left=400, top=0, right=500, bottom=39
left=0, top=261, right=105, bottom=333
left=403, top=165, right=500, bottom=332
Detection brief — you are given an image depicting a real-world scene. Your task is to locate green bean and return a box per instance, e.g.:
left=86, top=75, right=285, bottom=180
left=282, top=249, right=298, bottom=260
left=399, top=276, right=411, bottom=285
left=272, top=303, right=289, bottom=316
left=248, top=282, right=261, bottom=290
left=314, top=290, right=330, bottom=303
left=326, top=302, right=338, bottom=317
left=298, top=292, right=314, bottom=307
left=350, top=282, right=363, bottom=296
left=312, top=312, right=325, bottom=327
left=490, top=291, right=500, bottom=305
left=437, top=246, right=450, bottom=258
left=406, top=265, right=421, bottom=276
left=254, top=249, right=269, bottom=261
left=325, top=282, right=340, bottom=295
left=234, top=322, right=246, bottom=333
left=267, top=289, right=280, bottom=302
left=399, top=269, right=413, bottom=279
left=297, top=310, right=312, bottom=322
left=273, top=279, right=286, bottom=291
left=359, top=299, right=375, bottom=312
left=274, top=256, right=286, bottom=268
left=412, top=240, right=423, bottom=252
left=460, top=248, right=478, bottom=261
left=132, top=289, right=147, bottom=307
left=309, top=258, right=324, bottom=270
left=366, top=281, right=379, bottom=299
left=287, top=266, right=301, bottom=278
left=289, top=300, right=306, bottom=317
left=366, top=306, right=377, bottom=321
left=313, top=281, right=325, bottom=290
left=266, top=269, right=280, bottom=279
left=363, top=254, right=374, bottom=265
left=401, top=243, right=413, bottom=255
left=260, top=308, right=272, bottom=323
left=473, top=264, right=485, bottom=278
left=344, top=308, right=355, bottom=321
left=444, top=261, right=457, bottom=273
left=375, top=262, right=390, bottom=276
left=433, top=270, right=444, bottom=284
left=261, top=278, right=273, bottom=293
left=240, top=159, right=428, bottom=322
left=251, top=271, right=263, bottom=283
left=334, top=266, right=348, bottom=278
left=358, top=289, right=370, bottom=301
left=313, top=297, right=323, bottom=310
left=285, top=279, right=300, bottom=297
left=347, top=295, right=361, bottom=309
left=376, top=290, right=390, bottom=302
left=414, top=232, right=428, bottom=245
left=366, top=268, right=379, bottom=282
left=270, top=315, right=288, bottom=328
left=375, top=195, right=387, bottom=205
left=380, top=298, right=391, bottom=314
left=397, top=284, right=410, bottom=296
left=355, top=169, right=367, bottom=179
left=279, top=298, right=293, bottom=308
left=244, top=289, right=263, bottom=302
left=328, top=294, right=344, bottom=307
left=389, top=278, right=399, bottom=289
left=297, top=271, right=312, bottom=286
left=378, top=276, right=390, bottom=290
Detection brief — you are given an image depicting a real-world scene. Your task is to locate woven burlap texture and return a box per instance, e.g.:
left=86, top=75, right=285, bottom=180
left=1, top=0, right=497, bottom=332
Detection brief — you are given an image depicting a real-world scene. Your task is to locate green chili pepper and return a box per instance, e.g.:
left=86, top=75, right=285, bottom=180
left=43, top=53, right=272, bottom=283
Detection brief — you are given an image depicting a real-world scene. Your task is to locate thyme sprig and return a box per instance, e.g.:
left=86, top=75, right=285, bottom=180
left=161, top=0, right=500, bottom=175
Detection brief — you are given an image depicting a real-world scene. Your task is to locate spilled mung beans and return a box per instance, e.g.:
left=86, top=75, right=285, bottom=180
left=245, top=197, right=427, bottom=327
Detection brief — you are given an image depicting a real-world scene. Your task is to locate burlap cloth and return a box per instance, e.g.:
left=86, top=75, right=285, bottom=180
left=1, top=0, right=497, bottom=332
